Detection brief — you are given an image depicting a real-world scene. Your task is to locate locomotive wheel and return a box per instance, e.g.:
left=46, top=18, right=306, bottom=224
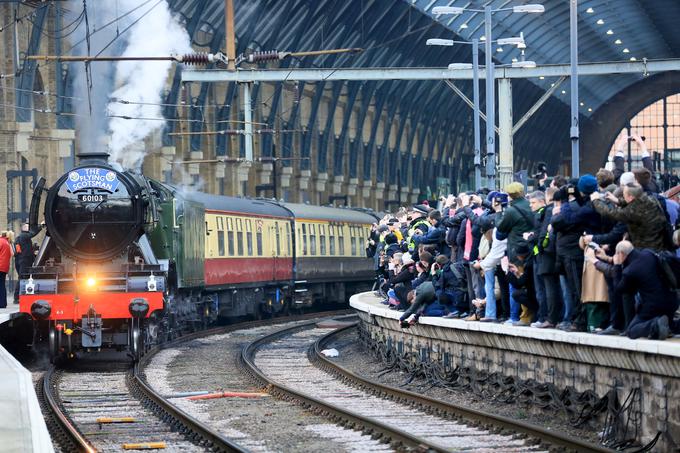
left=129, top=318, right=145, bottom=361
left=48, top=323, right=60, bottom=364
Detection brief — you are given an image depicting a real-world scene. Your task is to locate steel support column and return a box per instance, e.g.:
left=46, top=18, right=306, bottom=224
left=498, top=78, right=514, bottom=189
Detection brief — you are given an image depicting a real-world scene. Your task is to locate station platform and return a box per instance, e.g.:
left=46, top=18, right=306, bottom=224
left=0, top=300, right=53, bottom=452
left=0, top=303, right=21, bottom=325
left=350, top=291, right=680, bottom=450
left=0, top=343, right=53, bottom=452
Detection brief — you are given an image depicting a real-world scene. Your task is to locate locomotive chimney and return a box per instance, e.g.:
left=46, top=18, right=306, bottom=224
left=77, top=136, right=110, bottom=165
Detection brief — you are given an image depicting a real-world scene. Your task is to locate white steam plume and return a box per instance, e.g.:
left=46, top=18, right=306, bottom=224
left=67, top=0, right=191, bottom=170
left=107, top=0, right=192, bottom=170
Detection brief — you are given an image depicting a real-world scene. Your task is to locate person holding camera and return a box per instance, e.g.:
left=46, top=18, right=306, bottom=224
left=474, top=194, right=509, bottom=322
left=591, top=183, right=669, bottom=252
left=412, top=209, right=450, bottom=258
left=496, top=182, right=534, bottom=325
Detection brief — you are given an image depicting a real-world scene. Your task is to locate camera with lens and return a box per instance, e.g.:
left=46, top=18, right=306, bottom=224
left=532, top=162, right=548, bottom=180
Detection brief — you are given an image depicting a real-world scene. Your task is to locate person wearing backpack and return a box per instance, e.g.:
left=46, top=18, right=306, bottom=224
left=613, top=241, right=679, bottom=339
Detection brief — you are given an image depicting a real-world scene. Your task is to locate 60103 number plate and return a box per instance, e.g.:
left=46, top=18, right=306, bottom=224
left=78, top=194, right=108, bottom=203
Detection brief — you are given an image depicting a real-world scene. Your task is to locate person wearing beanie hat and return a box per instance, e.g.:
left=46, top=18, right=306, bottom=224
left=504, top=182, right=525, bottom=199
left=577, top=174, right=598, bottom=195
left=496, top=180, right=535, bottom=325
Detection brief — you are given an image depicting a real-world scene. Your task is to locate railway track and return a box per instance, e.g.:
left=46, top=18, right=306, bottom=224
left=38, top=310, right=352, bottom=452
left=241, top=320, right=612, bottom=453
left=41, top=361, right=246, bottom=453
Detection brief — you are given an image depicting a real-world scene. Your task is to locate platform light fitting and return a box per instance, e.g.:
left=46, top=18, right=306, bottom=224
left=513, top=4, right=545, bottom=13
left=447, top=63, right=473, bottom=70
left=606, top=29, right=614, bottom=35
left=615, top=39, right=622, bottom=44
left=586, top=7, right=594, bottom=13
left=497, top=36, right=525, bottom=46
left=511, top=60, right=537, bottom=68
left=426, top=38, right=455, bottom=46
left=432, top=6, right=464, bottom=15
left=596, top=19, right=605, bottom=25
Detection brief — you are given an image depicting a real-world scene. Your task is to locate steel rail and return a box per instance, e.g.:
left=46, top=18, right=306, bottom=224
left=39, top=310, right=353, bottom=453
left=314, top=324, right=614, bottom=453
left=240, top=320, right=450, bottom=452
left=132, top=310, right=355, bottom=453
left=43, top=366, right=96, bottom=453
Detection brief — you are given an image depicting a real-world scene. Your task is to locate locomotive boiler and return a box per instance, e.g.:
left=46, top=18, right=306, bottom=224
left=19, top=153, right=377, bottom=362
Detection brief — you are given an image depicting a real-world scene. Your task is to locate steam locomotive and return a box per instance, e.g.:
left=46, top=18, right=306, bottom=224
left=19, top=154, right=377, bottom=361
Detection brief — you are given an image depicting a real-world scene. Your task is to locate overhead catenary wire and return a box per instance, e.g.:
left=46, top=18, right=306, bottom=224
left=0, top=102, right=83, bottom=117
left=167, top=128, right=302, bottom=136
left=64, top=0, right=156, bottom=54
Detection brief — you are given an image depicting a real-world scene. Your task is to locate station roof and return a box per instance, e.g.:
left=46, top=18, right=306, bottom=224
left=168, top=0, right=680, bottom=176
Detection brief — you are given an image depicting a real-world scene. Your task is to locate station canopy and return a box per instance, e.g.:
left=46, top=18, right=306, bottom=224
left=168, top=0, right=680, bottom=177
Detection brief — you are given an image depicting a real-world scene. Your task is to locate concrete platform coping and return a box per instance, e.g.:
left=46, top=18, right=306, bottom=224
left=350, top=292, right=680, bottom=358
left=0, top=344, right=53, bottom=452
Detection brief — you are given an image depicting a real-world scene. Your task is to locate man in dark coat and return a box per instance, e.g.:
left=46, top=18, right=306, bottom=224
left=14, top=223, right=34, bottom=304
left=496, top=182, right=534, bottom=260
left=613, top=241, right=679, bottom=339
left=591, top=183, right=668, bottom=252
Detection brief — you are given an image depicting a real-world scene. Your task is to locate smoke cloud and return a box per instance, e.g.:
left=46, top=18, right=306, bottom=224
left=68, top=0, right=192, bottom=170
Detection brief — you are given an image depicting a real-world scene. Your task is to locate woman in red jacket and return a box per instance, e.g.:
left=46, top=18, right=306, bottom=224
left=0, top=231, right=14, bottom=309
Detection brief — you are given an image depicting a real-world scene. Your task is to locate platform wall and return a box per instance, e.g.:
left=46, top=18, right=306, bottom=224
left=352, top=292, right=680, bottom=451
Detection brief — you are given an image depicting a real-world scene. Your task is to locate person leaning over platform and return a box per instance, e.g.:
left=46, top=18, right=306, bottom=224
left=399, top=281, right=436, bottom=328
left=612, top=241, right=679, bottom=340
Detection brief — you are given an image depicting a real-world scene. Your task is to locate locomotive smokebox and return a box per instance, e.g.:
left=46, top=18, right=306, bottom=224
left=44, top=162, right=145, bottom=261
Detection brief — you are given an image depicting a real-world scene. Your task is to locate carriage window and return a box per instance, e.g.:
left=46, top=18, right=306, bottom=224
left=227, top=231, right=234, bottom=255
left=217, top=217, right=224, bottom=230
left=338, top=235, right=345, bottom=255
left=246, top=232, right=253, bottom=255
left=351, top=236, right=356, bottom=256
left=218, top=232, right=225, bottom=256
left=256, top=231, right=263, bottom=256
left=275, top=222, right=281, bottom=256
left=237, top=231, right=244, bottom=255
left=301, top=223, right=307, bottom=256
left=319, top=225, right=326, bottom=255
left=286, top=223, right=291, bottom=256
left=329, top=226, right=335, bottom=255
left=310, top=224, right=317, bottom=255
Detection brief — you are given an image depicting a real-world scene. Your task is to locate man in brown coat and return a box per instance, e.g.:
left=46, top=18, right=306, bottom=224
left=590, top=183, right=668, bottom=252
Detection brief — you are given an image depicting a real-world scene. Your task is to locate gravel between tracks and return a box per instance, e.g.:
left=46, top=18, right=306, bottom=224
left=255, top=327, right=546, bottom=452
left=144, top=321, right=393, bottom=452
left=330, top=327, right=602, bottom=446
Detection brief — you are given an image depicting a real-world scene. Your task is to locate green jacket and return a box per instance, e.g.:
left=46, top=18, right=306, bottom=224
left=496, top=197, right=534, bottom=257
left=592, top=195, right=667, bottom=251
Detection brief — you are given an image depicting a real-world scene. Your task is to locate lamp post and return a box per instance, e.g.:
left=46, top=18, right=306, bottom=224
left=432, top=4, right=544, bottom=189
left=569, top=0, right=579, bottom=177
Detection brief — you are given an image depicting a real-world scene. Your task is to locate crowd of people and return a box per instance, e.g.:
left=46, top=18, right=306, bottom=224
left=367, top=135, right=680, bottom=341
